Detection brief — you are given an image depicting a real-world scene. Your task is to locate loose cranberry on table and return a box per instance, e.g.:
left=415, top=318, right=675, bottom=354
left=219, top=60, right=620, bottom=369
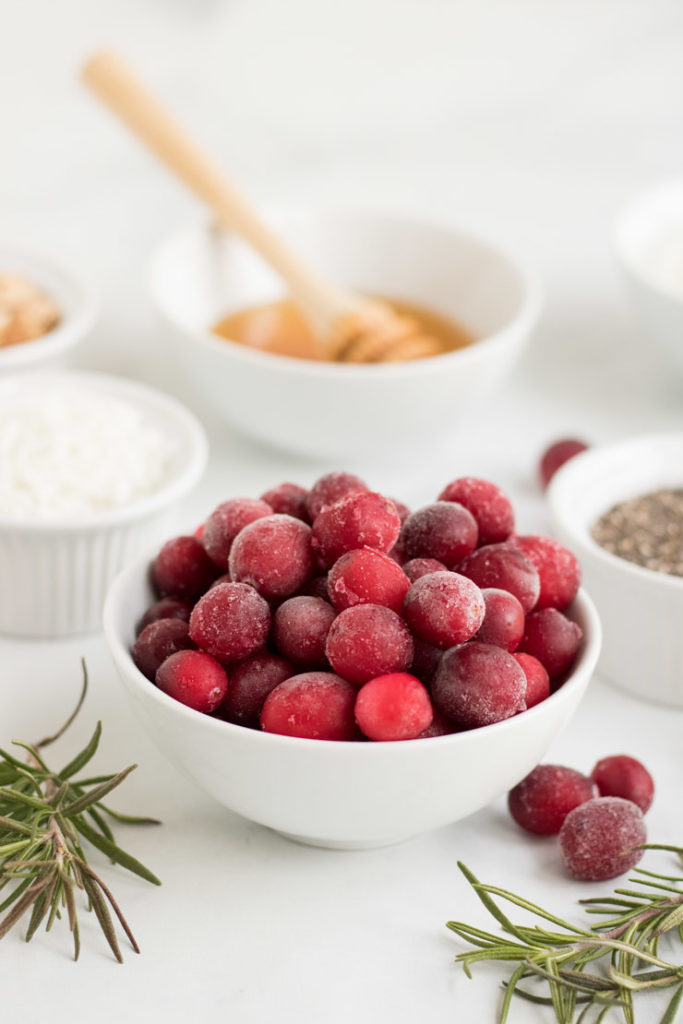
left=539, top=438, right=589, bottom=489
left=519, top=607, right=582, bottom=678
left=273, top=596, right=336, bottom=668
left=400, top=502, right=478, bottom=569
left=513, top=652, right=550, bottom=708
left=260, top=482, right=309, bottom=521
left=402, top=571, right=485, bottom=649
left=458, top=543, right=540, bottom=614
left=432, top=642, right=527, bottom=728
left=591, top=755, right=655, bottom=813
left=260, top=672, right=358, bottom=740
left=476, top=588, right=525, bottom=652
left=311, top=490, right=401, bottom=568
left=201, top=497, right=273, bottom=568
left=327, top=548, right=411, bottom=613
left=156, top=649, right=228, bottom=714
left=355, top=673, right=433, bottom=742
left=325, top=604, right=414, bottom=685
left=229, top=514, right=314, bottom=599
left=219, top=651, right=293, bottom=728
left=507, top=764, right=597, bottom=836
left=438, top=477, right=515, bottom=545
left=132, top=619, right=196, bottom=681
left=136, top=596, right=193, bottom=635
left=152, top=535, right=218, bottom=599
left=189, top=581, right=270, bottom=662
left=403, top=558, right=448, bottom=583
left=305, top=471, right=368, bottom=521
left=559, top=797, right=646, bottom=881
left=512, top=535, right=581, bottom=611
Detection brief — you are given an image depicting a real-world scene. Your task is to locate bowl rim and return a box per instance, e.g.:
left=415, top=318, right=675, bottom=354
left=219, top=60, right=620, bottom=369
left=103, top=550, right=602, bottom=756
left=613, top=177, right=683, bottom=306
left=0, top=370, right=208, bottom=532
left=147, top=207, right=543, bottom=379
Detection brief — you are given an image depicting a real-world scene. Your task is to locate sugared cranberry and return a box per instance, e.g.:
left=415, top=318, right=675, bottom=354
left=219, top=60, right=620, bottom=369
left=327, top=548, right=410, bottom=614
left=189, top=582, right=270, bottom=662
left=410, top=639, right=443, bottom=684
left=403, top=558, right=448, bottom=583
left=458, top=543, right=540, bottom=614
left=432, top=642, right=526, bottom=728
left=540, top=439, right=589, bottom=489
left=132, top=619, right=195, bottom=681
left=136, top=597, right=193, bottom=635
left=400, top=502, right=478, bottom=569
left=417, top=709, right=457, bottom=738
left=311, top=491, right=401, bottom=569
left=476, top=588, right=525, bottom=652
left=153, top=536, right=217, bottom=599
left=260, top=672, right=358, bottom=740
left=513, top=652, right=550, bottom=708
left=260, top=482, right=309, bottom=521
left=355, top=673, right=433, bottom=742
left=438, top=477, right=514, bottom=545
left=591, top=755, right=655, bottom=814
left=229, top=515, right=314, bottom=600
left=305, top=471, right=368, bottom=521
left=219, top=651, right=292, bottom=728
left=519, top=608, right=582, bottom=678
left=273, top=596, right=336, bottom=668
left=202, top=497, right=273, bottom=568
left=402, top=571, right=485, bottom=649
left=508, top=764, right=597, bottom=836
left=512, top=535, right=581, bottom=611
left=156, top=649, right=227, bottom=713
left=325, top=604, right=414, bottom=685
left=559, top=797, right=646, bottom=881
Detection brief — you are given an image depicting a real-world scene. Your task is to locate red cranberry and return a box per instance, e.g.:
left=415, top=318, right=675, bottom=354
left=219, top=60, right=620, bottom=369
left=512, top=535, right=581, bottom=611
left=156, top=649, right=227, bottom=713
left=410, top=639, right=443, bottom=684
left=400, top=502, right=478, bottom=568
left=132, top=619, right=195, bottom=681
left=327, top=548, right=410, bottom=614
left=476, top=588, right=525, bottom=652
left=432, top=642, right=526, bottom=728
left=299, top=574, right=331, bottom=600
left=202, top=497, right=273, bottom=568
left=390, top=499, right=411, bottom=525
left=260, top=482, right=309, bottom=521
left=260, top=672, right=358, bottom=740
left=355, top=673, right=433, bottom=741
left=559, top=797, right=646, bottom=881
left=458, top=543, right=540, bottom=614
left=417, top=709, right=458, bottom=738
left=153, top=536, right=217, bottom=599
left=438, top=477, right=514, bottom=545
left=402, top=571, right=485, bottom=649
left=513, top=652, right=550, bottom=708
left=229, top=515, right=314, bottom=600
left=403, top=558, right=448, bottom=583
left=136, top=597, right=193, bottom=635
left=508, top=764, right=597, bottom=836
left=519, top=608, right=582, bottom=678
left=273, top=596, right=336, bottom=668
left=591, top=755, right=655, bottom=814
left=311, top=491, right=401, bottom=569
left=540, top=439, right=589, bottom=489
left=325, top=604, right=414, bottom=685
left=189, top=581, right=270, bottom=662
left=219, top=651, right=292, bottom=728
left=305, top=471, right=368, bottom=521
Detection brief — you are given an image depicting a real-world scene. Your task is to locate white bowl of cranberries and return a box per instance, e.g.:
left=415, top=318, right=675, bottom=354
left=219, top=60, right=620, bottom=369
left=103, top=471, right=602, bottom=848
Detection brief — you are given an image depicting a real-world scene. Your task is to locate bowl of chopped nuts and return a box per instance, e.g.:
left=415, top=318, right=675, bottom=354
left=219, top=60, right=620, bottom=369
left=548, top=433, right=683, bottom=707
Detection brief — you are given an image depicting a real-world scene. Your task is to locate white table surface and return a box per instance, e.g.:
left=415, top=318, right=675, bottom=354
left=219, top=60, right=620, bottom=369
left=2, top=1, right=683, bottom=1021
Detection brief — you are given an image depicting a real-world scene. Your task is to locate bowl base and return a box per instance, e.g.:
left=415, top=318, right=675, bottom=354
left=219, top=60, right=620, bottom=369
left=275, top=829, right=414, bottom=851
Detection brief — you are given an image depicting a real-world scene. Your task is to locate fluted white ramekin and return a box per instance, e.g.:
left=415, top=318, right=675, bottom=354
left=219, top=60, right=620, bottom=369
left=0, top=371, right=207, bottom=637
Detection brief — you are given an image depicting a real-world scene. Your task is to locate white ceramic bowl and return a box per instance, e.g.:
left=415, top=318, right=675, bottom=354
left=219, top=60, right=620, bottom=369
left=0, top=371, right=207, bottom=638
left=548, top=433, right=683, bottom=708
left=0, top=244, right=97, bottom=372
left=148, top=209, right=541, bottom=459
left=103, top=554, right=600, bottom=849
left=614, top=180, right=683, bottom=374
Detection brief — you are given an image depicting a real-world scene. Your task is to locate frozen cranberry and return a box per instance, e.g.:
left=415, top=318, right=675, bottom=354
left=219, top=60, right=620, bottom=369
left=327, top=548, right=410, bottom=614
left=458, top=543, right=540, bottom=614
left=513, top=652, right=550, bottom=708
left=299, top=574, right=331, bottom=600
left=417, top=709, right=458, bottom=738
left=540, top=439, right=589, bottom=489
left=432, top=642, right=526, bottom=728
left=512, top=535, right=581, bottom=611
left=410, top=639, right=443, bottom=684
left=438, top=477, right=514, bottom=545
left=355, top=673, right=433, bottom=742
left=305, top=471, right=368, bottom=521
left=229, top=514, right=314, bottom=600
left=202, top=497, right=273, bottom=568
left=260, top=482, right=309, bottom=521
left=311, top=491, right=401, bottom=569
left=403, top=558, right=448, bottom=583
left=386, top=543, right=406, bottom=566
left=273, top=596, right=336, bottom=668
left=390, top=499, right=411, bottom=525
left=325, top=604, right=414, bottom=685
left=136, top=597, right=193, bottom=635
left=519, top=608, right=582, bottom=678
left=508, top=764, right=597, bottom=836
left=156, top=649, right=228, bottom=713
left=153, top=536, right=218, bottom=599
left=591, top=755, right=655, bottom=814
left=402, top=571, right=485, bottom=649
left=400, top=502, right=478, bottom=569
left=219, top=651, right=292, bottom=728
left=189, top=581, right=270, bottom=662
left=132, top=619, right=195, bottom=681
left=194, top=523, right=205, bottom=538
left=559, top=797, right=646, bottom=881
left=260, top=672, right=358, bottom=740
left=476, top=588, right=525, bottom=652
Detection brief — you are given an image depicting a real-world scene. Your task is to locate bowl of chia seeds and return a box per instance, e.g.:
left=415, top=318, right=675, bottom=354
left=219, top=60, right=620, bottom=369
left=546, top=433, right=683, bottom=708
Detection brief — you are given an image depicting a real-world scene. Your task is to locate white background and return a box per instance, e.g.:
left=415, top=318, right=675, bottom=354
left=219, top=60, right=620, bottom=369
left=1, top=1, right=683, bottom=1021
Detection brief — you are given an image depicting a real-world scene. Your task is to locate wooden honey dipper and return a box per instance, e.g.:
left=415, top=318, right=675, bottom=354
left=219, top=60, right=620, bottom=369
left=81, top=52, right=445, bottom=364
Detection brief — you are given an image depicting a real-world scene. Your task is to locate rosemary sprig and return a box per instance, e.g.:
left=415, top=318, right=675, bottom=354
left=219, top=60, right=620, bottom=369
left=447, top=848, right=683, bottom=1023
left=0, top=661, right=161, bottom=962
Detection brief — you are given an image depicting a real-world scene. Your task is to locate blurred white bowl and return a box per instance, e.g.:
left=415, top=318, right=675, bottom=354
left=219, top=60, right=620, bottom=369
left=0, top=371, right=207, bottom=638
left=0, top=244, right=97, bottom=372
left=148, top=209, right=541, bottom=459
left=103, top=552, right=600, bottom=849
left=548, top=433, right=683, bottom=708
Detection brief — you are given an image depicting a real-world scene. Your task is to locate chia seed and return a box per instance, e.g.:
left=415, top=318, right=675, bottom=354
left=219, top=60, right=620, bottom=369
left=591, top=488, right=683, bottom=577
